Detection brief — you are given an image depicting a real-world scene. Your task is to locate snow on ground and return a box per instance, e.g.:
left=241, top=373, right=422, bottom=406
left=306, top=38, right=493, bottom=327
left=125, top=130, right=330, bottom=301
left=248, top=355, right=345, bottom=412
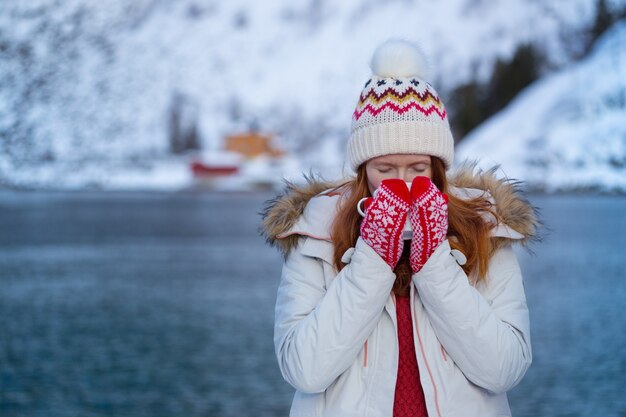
left=0, top=0, right=619, bottom=191
left=456, top=21, right=626, bottom=193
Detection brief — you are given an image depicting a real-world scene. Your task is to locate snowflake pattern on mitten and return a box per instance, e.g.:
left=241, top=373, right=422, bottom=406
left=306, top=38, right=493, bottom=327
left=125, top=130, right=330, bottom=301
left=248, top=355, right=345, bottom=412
left=409, top=177, right=449, bottom=273
left=360, top=179, right=411, bottom=268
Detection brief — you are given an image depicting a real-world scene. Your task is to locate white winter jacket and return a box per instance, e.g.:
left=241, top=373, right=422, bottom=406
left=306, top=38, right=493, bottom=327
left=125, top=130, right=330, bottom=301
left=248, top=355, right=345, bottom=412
left=262, top=169, right=538, bottom=417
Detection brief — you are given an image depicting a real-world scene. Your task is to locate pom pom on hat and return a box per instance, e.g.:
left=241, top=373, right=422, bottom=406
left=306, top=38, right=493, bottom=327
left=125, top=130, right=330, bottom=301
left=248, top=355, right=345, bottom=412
left=370, top=39, right=429, bottom=79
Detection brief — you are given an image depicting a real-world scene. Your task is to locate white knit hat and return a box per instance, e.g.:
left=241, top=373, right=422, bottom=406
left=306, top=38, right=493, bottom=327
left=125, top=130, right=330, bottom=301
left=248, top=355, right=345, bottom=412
left=347, top=39, right=454, bottom=171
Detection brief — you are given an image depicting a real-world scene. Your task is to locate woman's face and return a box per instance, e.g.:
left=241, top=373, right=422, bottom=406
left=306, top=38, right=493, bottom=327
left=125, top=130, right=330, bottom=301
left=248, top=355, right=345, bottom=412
left=365, top=154, right=432, bottom=194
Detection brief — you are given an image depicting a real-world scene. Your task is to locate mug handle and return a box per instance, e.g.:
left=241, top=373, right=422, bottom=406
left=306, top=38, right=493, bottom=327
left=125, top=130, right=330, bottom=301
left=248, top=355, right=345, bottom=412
left=357, top=197, right=369, bottom=217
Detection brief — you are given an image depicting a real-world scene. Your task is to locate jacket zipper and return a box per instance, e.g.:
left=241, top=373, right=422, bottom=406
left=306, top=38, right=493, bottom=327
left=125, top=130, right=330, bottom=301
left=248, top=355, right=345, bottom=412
left=413, top=299, right=443, bottom=417
left=363, top=340, right=368, bottom=367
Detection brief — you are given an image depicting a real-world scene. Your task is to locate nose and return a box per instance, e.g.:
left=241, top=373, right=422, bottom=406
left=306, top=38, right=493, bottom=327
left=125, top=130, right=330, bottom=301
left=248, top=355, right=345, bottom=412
left=399, top=169, right=414, bottom=184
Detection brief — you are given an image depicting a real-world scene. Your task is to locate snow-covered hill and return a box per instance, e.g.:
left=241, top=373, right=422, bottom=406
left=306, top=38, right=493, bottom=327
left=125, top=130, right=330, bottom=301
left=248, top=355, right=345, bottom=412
left=0, top=0, right=618, bottom=190
left=456, top=21, right=626, bottom=193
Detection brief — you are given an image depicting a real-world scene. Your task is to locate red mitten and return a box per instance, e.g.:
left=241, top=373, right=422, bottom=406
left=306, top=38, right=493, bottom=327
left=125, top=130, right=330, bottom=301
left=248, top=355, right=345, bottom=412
left=360, top=179, right=411, bottom=268
left=409, top=177, right=449, bottom=273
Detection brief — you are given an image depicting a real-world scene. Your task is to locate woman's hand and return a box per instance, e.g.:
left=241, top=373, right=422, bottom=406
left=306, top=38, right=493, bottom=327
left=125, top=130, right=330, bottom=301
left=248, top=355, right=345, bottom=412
left=359, top=179, right=411, bottom=269
left=409, top=177, right=449, bottom=273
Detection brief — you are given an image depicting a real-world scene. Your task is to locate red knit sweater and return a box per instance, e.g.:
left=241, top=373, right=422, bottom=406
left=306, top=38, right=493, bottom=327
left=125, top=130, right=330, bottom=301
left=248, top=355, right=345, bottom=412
left=393, top=294, right=429, bottom=417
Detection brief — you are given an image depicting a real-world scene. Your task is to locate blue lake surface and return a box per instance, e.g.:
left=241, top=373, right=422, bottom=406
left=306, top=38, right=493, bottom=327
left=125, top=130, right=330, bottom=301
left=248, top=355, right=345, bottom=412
left=1, top=191, right=625, bottom=417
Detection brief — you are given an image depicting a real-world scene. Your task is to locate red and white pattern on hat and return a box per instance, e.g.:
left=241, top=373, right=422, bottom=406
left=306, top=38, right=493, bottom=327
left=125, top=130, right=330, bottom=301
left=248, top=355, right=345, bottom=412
left=352, top=76, right=447, bottom=129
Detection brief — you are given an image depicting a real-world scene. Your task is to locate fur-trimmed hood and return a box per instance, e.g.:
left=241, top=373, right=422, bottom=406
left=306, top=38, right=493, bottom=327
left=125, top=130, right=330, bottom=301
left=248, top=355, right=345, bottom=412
left=260, top=165, right=541, bottom=258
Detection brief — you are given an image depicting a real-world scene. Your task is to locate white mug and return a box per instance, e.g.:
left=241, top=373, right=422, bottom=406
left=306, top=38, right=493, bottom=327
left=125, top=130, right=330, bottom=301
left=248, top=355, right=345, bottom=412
left=357, top=181, right=413, bottom=240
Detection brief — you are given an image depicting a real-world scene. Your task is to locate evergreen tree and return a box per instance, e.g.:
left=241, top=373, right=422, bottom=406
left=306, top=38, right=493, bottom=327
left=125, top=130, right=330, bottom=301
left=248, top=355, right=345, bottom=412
left=449, top=81, right=485, bottom=141
left=486, top=44, right=541, bottom=115
left=450, top=44, right=542, bottom=140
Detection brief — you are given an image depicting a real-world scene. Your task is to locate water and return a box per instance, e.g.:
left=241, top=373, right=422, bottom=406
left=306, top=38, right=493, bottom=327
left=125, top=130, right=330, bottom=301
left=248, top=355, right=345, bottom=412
left=509, top=195, right=626, bottom=417
left=1, top=191, right=625, bottom=417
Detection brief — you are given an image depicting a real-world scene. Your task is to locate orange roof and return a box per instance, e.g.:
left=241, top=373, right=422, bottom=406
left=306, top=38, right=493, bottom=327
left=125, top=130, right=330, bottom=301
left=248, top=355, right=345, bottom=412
left=224, top=132, right=284, bottom=158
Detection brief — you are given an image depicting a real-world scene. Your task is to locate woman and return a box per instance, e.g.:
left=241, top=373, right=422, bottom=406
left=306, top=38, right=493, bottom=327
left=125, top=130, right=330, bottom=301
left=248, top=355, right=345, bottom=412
left=261, top=39, right=539, bottom=417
